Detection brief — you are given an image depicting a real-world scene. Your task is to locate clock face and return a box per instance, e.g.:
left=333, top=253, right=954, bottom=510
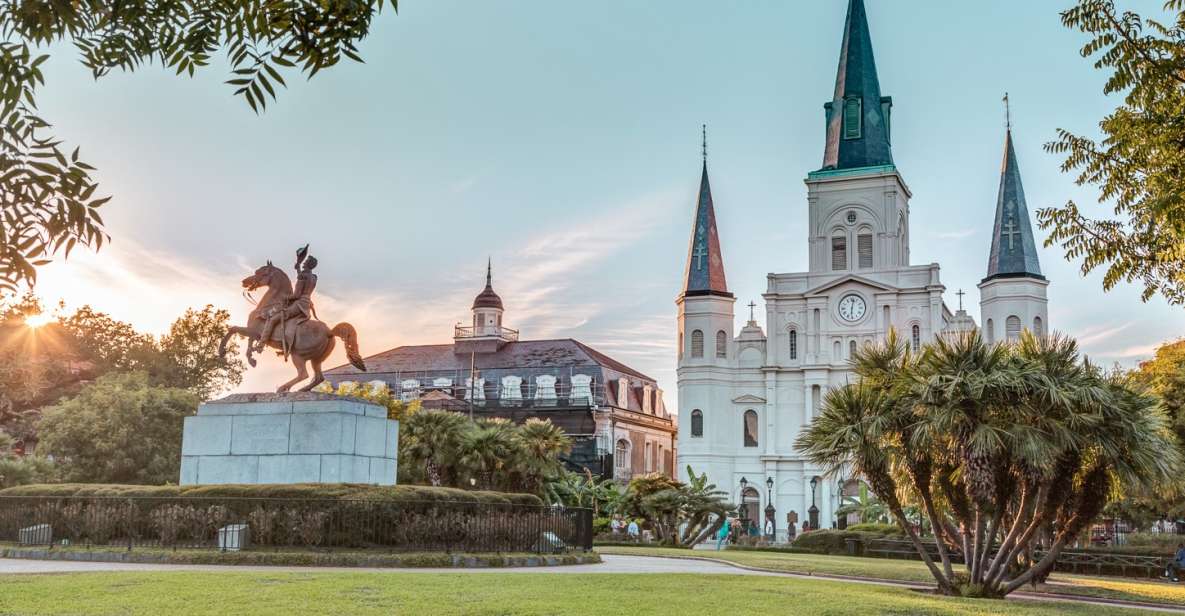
left=838, top=294, right=867, bottom=322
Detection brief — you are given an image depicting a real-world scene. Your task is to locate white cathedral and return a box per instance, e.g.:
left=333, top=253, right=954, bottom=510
left=675, top=0, right=1049, bottom=538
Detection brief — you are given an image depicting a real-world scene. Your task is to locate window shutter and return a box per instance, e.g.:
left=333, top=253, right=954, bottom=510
left=858, top=234, right=873, bottom=269
left=831, top=236, right=847, bottom=271
left=691, top=410, right=703, bottom=437
left=843, top=97, right=862, bottom=139
left=789, top=330, right=798, bottom=360
left=715, top=330, right=727, bottom=358
left=691, top=330, right=704, bottom=358
left=1006, top=316, right=1021, bottom=341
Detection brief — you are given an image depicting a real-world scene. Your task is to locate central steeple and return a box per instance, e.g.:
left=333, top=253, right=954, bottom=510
left=820, top=0, right=894, bottom=172
left=983, top=128, right=1043, bottom=282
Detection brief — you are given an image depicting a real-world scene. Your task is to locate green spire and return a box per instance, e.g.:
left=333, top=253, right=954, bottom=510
left=984, top=129, right=1043, bottom=283
left=820, top=0, right=894, bottom=172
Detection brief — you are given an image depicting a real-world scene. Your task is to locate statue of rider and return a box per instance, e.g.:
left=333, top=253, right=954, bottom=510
left=256, top=244, right=318, bottom=354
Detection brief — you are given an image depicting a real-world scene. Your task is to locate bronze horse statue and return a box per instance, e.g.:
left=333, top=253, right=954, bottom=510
left=218, top=261, right=366, bottom=392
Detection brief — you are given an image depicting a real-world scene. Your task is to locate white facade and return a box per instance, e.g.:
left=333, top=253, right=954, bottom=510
left=978, top=277, right=1049, bottom=345
left=677, top=167, right=953, bottom=538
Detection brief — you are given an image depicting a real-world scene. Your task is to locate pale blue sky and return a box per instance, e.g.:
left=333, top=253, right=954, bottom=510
left=31, top=0, right=1183, bottom=397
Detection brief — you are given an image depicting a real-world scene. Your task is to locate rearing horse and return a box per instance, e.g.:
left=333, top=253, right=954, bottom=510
left=218, top=261, right=366, bottom=392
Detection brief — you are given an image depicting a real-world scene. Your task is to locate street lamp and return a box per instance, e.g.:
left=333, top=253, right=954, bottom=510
left=764, top=476, right=776, bottom=542
left=738, top=477, right=750, bottom=533
left=808, top=476, right=819, bottom=530
left=836, top=479, right=845, bottom=529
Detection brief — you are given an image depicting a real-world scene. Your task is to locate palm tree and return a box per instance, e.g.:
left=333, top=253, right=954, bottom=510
left=400, top=409, right=468, bottom=487
left=796, top=329, right=1181, bottom=598
left=513, top=418, right=572, bottom=493
left=836, top=483, right=888, bottom=524
left=458, top=418, right=519, bottom=490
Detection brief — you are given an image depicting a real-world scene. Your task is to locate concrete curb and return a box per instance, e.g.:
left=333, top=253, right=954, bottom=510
left=596, top=550, right=1185, bottom=613
left=1, top=547, right=601, bottom=570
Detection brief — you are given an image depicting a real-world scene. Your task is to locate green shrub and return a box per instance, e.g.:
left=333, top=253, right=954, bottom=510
left=1124, top=532, right=1183, bottom=550
left=846, top=523, right=903, bottom=535
left=790, top=530, right=884, bottom=555
left=593, top=517, right=611, bottom=535
left=0, top=483, right=543, bottom=506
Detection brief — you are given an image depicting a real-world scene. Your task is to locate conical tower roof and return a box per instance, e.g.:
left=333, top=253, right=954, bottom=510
left=984, top=130, right=1043, bottom=282
left=821, top=0, right=894, bottom=172
left=472, top=259, right=504, bottom=309
left=682, top=158, right=731, bottom=298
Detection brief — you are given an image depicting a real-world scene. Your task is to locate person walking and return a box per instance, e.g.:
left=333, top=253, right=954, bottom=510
left=626, top=519, right=640, bottom=543
left=715, top=517, right=732, bottom=551
left=1165, top=543, right=1185, bottom=582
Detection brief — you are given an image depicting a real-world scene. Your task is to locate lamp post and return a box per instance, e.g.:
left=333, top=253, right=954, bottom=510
left=836, top=479, right=845, bottom=529
left=764, top=476, right=776, bottom=542
left=808, top=476, right=819, bottom=530
left=738, top=477, right=750, bottom=533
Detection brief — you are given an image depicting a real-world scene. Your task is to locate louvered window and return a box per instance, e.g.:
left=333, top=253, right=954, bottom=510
left=691, top=330, right=704, bottom=358
left=743, top=410, right=759, bottom=447
left=849, top=340, right=857, bottom=358
left=1033, top=316, right=1044, bottom=337
left=843, top=97, right=862, bottom=140
left=985, top=319, right=995, bottom=344
left=857, top=233, right=873, bottom=269
left=716, top=330, right=727, bottom=358
left=831, top=235, right=847, bottom=271
left=911, top=324, right=921, bottom=352
left=789, top=330, right=798, bottom=360
left=1006, top=316, right=1022, bottom=342
left=691, top=410, right=703, bottom=437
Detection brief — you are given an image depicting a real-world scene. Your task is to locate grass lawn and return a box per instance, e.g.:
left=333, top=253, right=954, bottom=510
left=0, top=571, right=1155, bottom=615
left=597, top=546, right=1185, bottom=608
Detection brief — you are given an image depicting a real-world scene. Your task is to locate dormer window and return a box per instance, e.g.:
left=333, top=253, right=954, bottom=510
left=843, top=96, right=862, bottom=140
left=617, top=377, right=630, bottom=408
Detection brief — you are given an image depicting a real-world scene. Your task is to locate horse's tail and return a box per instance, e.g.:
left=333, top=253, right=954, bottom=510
left=331, top=322, right=366, bottom=371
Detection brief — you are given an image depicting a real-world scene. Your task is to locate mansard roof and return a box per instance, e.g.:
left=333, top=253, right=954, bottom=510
left=324, top=338, right=656, bottom=383
left=820, top=0, right=894, bottom=172
left=682, top=161, right=731, bottom=298
left=983, top=129, right=1044, bottom=283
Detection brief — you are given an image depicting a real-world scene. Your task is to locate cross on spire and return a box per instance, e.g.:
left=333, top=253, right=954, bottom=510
left=956, top=289, right=965, bottom=311
left=702, top=124, right=708, bottom=164
left=748, top=301, right=757, bottom=321
left=692, top=244, right=707, bottom=270
left=1003, top=92, right=1011, bottom=130
left=1003, top=216, right=1021, bottom=251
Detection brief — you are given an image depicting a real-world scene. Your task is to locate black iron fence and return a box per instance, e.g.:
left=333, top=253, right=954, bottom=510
left=0, top=496, right=593, bottom=554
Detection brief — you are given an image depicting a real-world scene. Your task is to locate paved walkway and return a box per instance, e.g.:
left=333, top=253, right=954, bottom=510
left=0, top=554, right=767, bottom=576
left=0, top=553, right=1180, bottom=613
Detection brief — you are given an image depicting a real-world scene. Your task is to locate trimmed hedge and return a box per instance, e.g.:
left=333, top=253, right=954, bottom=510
left=791, top=530, right=890, bottom=555
left=845, top=523, right=904, bottom=535
left=0, top=483, right=543, bottom=507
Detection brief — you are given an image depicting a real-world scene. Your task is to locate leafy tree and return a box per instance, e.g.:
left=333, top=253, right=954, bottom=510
left=1040, top=0, right=1185, bottom=304
left=148, top=305, right=244, bottom=399
left=314, top=380, right=421, bottom=422
left=0, top=431, right=53, bottom=488
left=36, top=372, right=198, bottom=484
left=796, top=331, right=1179, bottom=598
left=0, top=0, right=399, bottom=294
left=545, top=469, right=625, bottom=516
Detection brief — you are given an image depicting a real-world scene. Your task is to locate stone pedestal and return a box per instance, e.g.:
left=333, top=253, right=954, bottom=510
left=179, top=392, right=398, bottom=485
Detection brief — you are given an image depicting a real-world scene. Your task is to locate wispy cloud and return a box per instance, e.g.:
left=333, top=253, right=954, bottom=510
left=1074, top=322, right=1133, bottom=347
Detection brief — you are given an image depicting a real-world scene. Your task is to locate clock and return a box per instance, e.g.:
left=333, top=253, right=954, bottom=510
left=837, top=294, right=867, bottom=322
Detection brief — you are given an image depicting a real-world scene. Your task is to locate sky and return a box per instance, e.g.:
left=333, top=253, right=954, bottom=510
left=23, top=0, right=1185, bottom=404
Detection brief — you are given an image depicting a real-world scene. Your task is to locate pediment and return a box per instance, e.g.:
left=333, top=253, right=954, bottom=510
left=732, top=394, right=767, bottom=404
left=805, top=274, right=896, bottom=297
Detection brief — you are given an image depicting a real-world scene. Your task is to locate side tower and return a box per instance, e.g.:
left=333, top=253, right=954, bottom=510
left=805, top=0, right=912, bottom=277
left=676, top=133, right=736, bottom=482
left=978, top=127, right=1048, bottom=343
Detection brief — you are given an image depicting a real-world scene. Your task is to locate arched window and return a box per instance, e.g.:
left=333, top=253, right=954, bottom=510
left=911, top=324, right=921, bottom=352
left=614, top=439, right=630, bottom=472
left=831, top=233, right=848, bottom=271
left=857, top=232, right=873, bottom=269
left=1033, top=316, right=1044, bottom=337
left=833, top=340, right=841, bottom=359
left=716, top=330, right=728, bottom=358
left=849, top=340, right=857, bottom=358
left=788, top=329, right=798, bottom=360
left=691, top=330, right=704, bottom=358
left=743, top=410, right=758, bottom=447
left=1006, top=315, right=1022, bottom=341
left=985, top=319, right=995, bottom=344
left=691, top=409, right=703, bottom=437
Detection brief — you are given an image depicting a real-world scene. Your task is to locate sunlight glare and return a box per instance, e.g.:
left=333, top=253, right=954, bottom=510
left=24, top=313, right=53, bottom=329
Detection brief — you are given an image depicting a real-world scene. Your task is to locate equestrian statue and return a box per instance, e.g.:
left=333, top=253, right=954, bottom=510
left=219, top=245, right=366, bottom=392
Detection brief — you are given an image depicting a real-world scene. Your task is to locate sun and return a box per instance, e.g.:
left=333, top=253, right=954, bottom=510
left=24, top=313, right=53, bottom=329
